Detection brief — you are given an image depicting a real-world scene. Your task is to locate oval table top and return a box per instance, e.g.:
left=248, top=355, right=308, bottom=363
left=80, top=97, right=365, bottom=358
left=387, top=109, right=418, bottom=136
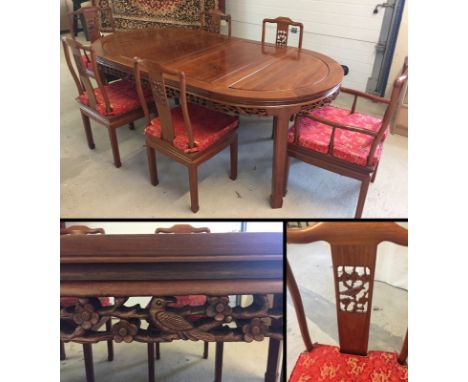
left=93, top=28, right=343, bottom=108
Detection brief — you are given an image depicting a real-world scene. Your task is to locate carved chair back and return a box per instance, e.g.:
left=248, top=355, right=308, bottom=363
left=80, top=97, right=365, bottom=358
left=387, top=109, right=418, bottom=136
left=134, top=58, right=196, bottom=149
left=201, top=9, right=232, bottom=37
left=62, top=37, right=112, bottom=114
left=61, top=225, right=105, bottom=235
left=287, top=222, right=407, bottom=362
left=155, top=224, right=211, bottom=234
left=68, top=6, right=115, bottom=43
left=261, top=17, right=304, bottom=48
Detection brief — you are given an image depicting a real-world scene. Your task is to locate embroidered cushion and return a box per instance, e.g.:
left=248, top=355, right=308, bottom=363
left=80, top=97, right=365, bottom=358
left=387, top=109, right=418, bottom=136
left=145, top=103, right=239, bottom=153
left=78, top=79, right=152, bottom=117
left=289, top=344, right=408, bottom=382
left=60, top=297, right=111, bottom=307
left=288, top=106, right=387, bottom=167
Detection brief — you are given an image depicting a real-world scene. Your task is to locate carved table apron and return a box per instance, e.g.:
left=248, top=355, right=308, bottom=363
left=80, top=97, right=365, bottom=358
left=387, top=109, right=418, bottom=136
left=61, top=232, right=284, bottom=381
left=92, top=28, right=344, bottom=208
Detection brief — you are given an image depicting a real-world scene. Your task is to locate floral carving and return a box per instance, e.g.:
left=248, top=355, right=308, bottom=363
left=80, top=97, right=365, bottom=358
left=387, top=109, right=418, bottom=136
left=337, top=266, right=371, bottom=313
left=276, top=29, right=288, bottom=46
left=72, top=299, right=100, bottom=330
left=242, top=318, right=267, bottom=342
left=112, top=319, right=140, bottom=343
left=206, top=296, right=232, bottom=322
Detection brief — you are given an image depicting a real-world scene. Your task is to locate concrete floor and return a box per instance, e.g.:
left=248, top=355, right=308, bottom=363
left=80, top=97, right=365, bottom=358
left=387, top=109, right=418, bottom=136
left=286, top=242, right=407, bottom=379
left=61, top=35, right=407, bottom=218
left=61, top=339, right=275, bottom=381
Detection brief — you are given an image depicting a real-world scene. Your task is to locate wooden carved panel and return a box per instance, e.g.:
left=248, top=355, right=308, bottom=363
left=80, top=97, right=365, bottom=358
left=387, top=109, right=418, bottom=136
left=61, top=294, right=283, bottom=344
left=337, top=266, right=370, bottom=313
left=276, top=28, right=288, bottom=46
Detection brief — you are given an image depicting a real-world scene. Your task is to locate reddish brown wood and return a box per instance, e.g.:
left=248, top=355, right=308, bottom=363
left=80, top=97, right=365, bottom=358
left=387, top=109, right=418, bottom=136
left=398, top=331, right=408, bottom=365
left=92, top=28, right=343, bottom=208
left=61, top=225, right=105, bottom=236
left=287, top=59, right=408, bottom=217
left=201, top=9, right=232, bottom=37
left=155, top=342, right=161, bottom=360
left=60, top=340, right=66, bottom=360
left=83, top=343, right=95, bottom=382
left=62, top=36, right=149, bottom=168
left=155, top=224, right=211, bottom=234
left=214, top=342, right=224, bottom=382
left=287, top=222, right=407, bottom=357
left=262, top=17, right=304, bottom=49
left=147, top=342, right=155, bottom=382
left=134, top=58, right=239, bottom=213
left=68, top=6, right=115, bottom=43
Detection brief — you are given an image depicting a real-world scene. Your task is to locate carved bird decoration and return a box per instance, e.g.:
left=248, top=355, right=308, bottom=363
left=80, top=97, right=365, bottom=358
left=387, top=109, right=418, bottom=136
left=148, top=297, right=215, bottom=342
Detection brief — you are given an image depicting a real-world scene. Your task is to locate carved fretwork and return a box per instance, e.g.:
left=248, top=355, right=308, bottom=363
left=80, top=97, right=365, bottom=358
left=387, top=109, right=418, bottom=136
left=150, top=79, right=169, bottom=106
left=337, top=266, right=371, bottom=313
left=60, top=294, right=283, bottom=344
left=276, top=29, right=288, bottom=46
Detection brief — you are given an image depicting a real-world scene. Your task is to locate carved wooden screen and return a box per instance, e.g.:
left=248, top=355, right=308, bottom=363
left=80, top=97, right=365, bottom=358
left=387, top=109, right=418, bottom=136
left=287, top=222, right=407, bottom=356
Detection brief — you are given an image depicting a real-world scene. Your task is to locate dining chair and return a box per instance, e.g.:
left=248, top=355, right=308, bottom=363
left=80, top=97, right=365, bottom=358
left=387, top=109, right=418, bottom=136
left=201, top=9, right=232, bottom=37
left=68, top=6, right=116, bottom=78
left=286, top=57, right=408, bottom=218
left=133, top=58, right=239, bottom=213
left=60, top=225, right=113, bottom=382
left=287, top=222, right=408, bottom=381
left=261, top=17, right=304, bottom=49
left=62, top=36, right=153, bottom=168
left=147, top=224, right=224, bottom=382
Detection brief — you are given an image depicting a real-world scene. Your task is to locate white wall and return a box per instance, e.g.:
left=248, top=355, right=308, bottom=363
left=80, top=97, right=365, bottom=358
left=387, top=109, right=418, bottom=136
left=226, top=0, right=386, bottom=91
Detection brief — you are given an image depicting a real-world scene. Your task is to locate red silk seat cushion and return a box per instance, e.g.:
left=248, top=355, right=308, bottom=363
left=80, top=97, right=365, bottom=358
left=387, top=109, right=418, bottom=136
left=289, top=344, right=408, bottom=382
left=145, top=103, right=239, bottom=153
left=60, top=297, right=111, bottom=307
left=169, top=295, right=207, bottom=307
left=78, top=79, right=152, bottom=117
left=288, top=106, right=387, bottom=167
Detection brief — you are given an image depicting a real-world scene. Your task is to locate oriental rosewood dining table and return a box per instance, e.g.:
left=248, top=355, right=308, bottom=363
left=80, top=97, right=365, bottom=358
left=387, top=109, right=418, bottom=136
left=92, top=28, right=344, bottom=208
left=60, top=232, right=284, bottom=381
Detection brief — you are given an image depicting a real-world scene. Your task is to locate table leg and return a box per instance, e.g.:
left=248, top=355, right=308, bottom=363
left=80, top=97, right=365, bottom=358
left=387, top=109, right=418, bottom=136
left=265, top=294, right=283, bottom=382
left=271, top=111, right=291, bottom=208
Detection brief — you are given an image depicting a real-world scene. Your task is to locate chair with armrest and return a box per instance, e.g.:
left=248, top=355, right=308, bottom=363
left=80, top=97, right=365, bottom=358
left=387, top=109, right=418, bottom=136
left=145, top=224, right=220, bottom=381
left=201, top=9, right=232, bottom=37
left=262, top=17, right=304, bottom=48
left=286, top=58, right=408, bottom=218
left=60, top=225, right=113, bottom=382
left=68, top=6, right=116, bottom=78
left=287, top=222, right=408, bottom=381
left=134, top=58, right=239, bottom=213
left=62, top=36, right=153, bottom=168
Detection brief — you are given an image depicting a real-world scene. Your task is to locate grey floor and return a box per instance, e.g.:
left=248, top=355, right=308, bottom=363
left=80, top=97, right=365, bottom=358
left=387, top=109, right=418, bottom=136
left=60, top=36, right=407, bottom=218
left=61, top=339, right=275, bottom=382
left=286, top=242, right=408, bottom=379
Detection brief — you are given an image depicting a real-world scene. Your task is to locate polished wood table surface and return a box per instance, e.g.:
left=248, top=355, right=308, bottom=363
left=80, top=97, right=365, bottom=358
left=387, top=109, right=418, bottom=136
left=93, top=28, right=343, bottom=208
left=61, top=232, right=284, bottom=381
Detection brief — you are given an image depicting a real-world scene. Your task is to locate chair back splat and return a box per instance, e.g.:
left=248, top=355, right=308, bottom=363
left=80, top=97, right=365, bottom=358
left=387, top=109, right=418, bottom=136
left=287, top=222, right=408, bottom=359
left=201, top=9, right=232, bottom=37
left=134, top=59, right=195, bottom=150
left=262, top=17, right=304, bottom=48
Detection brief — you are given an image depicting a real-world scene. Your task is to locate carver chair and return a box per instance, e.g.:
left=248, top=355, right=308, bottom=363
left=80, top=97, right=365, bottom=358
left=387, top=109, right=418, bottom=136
left=60, top=225, right=114, bottom=382
left=287, top=222, right=408, bottom=381
left=134, top=58, right=239, bottom=213
left=62, top=36, right=153, bottom=168
left=146, top=224, right=224, bottom=382
left=262, top=17, right=304, bottom=48
left=286, top=58, right=408, bottom=218
left=201, top=9, right=232, bottom=37
left=68, top=6, right=116, bottom=78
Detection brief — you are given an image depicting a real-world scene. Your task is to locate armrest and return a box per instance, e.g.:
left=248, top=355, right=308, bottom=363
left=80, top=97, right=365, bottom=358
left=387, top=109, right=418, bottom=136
left=341, top=87, right=390, bottom=105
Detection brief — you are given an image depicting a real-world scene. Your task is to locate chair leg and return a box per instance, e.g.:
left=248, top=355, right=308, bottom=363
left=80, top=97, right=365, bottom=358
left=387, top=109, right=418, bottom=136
left=214, top=342, right=224, bottom=382
left=229, top=135, right=238, bottom=180
left=146, top=145, right=159, bottom=186
left=371, top=162, right=380, bottom=183
left=188, top=165, right=199, bottom=213
left=60, top=341, right=66, bottom=360
left=128, top=122, right=135, bottom=130
left=203, top=341, right=209, bottom=359
left=355, top=176, right=371, bottom=219
left=80, top=112, right=95, bottom=150
left=83, top=344, right=95, bottom=382
left=107, top=127, right=121, bottom=168
left=147, top=343, right=155, bottom=382
left=156, top=342, right=160, bottom=360
left=105, top=319, right=114, bottom=361
left=283, top=156, right=290, bottom=197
